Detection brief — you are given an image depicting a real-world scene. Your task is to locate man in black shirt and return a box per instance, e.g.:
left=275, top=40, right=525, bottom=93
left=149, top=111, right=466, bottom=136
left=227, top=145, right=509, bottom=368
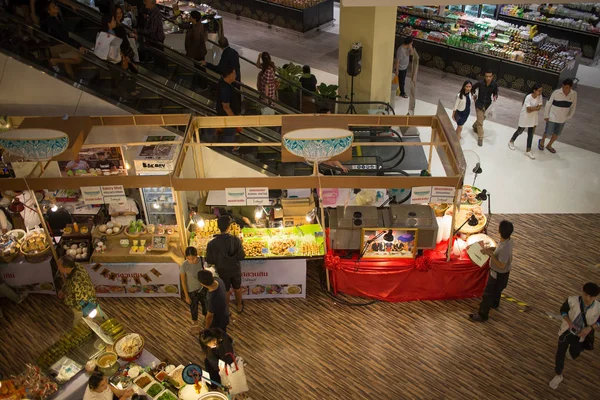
left=198, top=270, right=230, bottom=333
left=96, top=152, right=116, bottom=171
left=472, top=70, right=499, bottom=147
left=216, top=66, right=239, bottom=144
left=218, top=37, right=240, bottom=84
left=206, top=216, right=245, bottom=313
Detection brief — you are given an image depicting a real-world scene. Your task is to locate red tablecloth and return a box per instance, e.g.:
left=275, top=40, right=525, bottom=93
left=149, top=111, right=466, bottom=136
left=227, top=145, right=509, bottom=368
left=327, top=241, right=489, bottom=302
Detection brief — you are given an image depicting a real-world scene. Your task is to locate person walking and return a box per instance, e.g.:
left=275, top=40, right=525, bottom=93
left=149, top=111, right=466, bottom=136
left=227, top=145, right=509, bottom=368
left=57, top=255, right=96, bottom=327
left=539, top=79, right=577, bottom=154
left=469, top=220, right=514, bottom=322
left=508, top=83, right=543, bottom=159
left=180, top=246, right=207, bottom=331
left=549, top=282, right=600, bottom=390
left=256, top=52, right=279, bottom=106
left=197, top=270, right=230, bottom=333
left=199, top=328, right=235, bottom=385
left=206, top=216, right=245, bottom=313
left=452, top=80, right=473, bottom=140
left=394, top=37, right=413, bottom=98
left=472, top=70, right=499, bottom=147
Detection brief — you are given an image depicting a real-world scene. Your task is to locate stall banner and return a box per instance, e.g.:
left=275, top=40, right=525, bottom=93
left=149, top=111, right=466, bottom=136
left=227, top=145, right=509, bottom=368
left=81, top=185, right=126, bottom=204
left=0, top=259, right=55, bottom=294
left=431, top=186, right=456, bottom=204
left=85, top=262, right=180, bottom=297
left=411, top=186, right=432, bottom=204
left=225, top=188, right=247, bottom=206
left=238, top=259, right=306, bottom=299
left=81, top=186, right=104, bottom=204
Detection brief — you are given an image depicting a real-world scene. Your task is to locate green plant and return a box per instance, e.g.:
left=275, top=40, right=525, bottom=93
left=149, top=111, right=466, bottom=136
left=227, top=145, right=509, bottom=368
left=276, top=63, right=302, bottom=92
left=316, top=83, right=340, bottom=99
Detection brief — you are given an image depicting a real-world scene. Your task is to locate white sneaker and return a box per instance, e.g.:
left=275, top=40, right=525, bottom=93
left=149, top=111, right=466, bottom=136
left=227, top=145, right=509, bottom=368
left=525, top=151, right=535, bottom=159
left=549, top=374, right=563, bottom=389
left=508, top=141, right=515, bottom=150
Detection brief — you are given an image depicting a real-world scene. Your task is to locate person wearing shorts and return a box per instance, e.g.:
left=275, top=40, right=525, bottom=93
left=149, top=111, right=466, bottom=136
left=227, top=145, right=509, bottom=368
left=206, top=216, right=246, bottom=313
left=452, top=80, right=473, bottom=140
left=540, top=79, right=577, bottom=154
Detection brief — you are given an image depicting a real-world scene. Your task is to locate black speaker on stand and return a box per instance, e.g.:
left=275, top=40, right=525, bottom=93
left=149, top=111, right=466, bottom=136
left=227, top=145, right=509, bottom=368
left=346, top=43, right=362, bottom=114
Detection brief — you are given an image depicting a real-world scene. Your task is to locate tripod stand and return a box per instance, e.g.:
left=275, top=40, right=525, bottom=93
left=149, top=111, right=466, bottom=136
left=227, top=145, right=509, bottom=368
left=346, top=75, right=357, bottom=114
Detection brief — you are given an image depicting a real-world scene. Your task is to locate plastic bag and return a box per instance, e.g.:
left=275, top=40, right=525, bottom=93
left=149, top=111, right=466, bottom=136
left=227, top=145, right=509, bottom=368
left=94, top=32, right=122, bottom=64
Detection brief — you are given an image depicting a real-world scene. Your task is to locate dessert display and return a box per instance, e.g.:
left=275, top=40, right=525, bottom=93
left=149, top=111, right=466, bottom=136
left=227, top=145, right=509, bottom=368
left=37, top=322, right=94, bottom=370
left=114, top=333, right=144, bottom=360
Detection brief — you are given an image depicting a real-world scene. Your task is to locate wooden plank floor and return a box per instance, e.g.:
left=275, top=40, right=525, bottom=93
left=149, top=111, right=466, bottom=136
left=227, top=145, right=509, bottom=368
left=1, top=214, right=599, bottom=399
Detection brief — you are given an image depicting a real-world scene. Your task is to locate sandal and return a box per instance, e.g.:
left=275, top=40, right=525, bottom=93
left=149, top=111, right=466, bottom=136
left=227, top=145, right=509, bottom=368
left=538, top=139, right=544, bottom=151
left=547, top=146, right=556, bottom=154
left=237, top=300, right=244, bottom=314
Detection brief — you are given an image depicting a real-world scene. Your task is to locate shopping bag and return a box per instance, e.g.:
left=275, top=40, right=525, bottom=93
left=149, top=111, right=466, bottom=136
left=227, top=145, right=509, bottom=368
left=218, top=354, right=249, bottom=395
left=485, top=101, right=496, bottom=119
left=94, top=32, right=122, bottom=64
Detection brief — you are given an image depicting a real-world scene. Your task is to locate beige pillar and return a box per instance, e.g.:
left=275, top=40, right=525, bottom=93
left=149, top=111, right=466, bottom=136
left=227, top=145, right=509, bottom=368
left=337, top=5, right=397, bottom=114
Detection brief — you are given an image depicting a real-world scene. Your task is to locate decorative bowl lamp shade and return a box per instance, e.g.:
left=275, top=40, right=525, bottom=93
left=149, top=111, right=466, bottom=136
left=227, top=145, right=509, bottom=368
left=283, top=128, right=353, bottom=175
left=0, top=129, right=69, bottom=161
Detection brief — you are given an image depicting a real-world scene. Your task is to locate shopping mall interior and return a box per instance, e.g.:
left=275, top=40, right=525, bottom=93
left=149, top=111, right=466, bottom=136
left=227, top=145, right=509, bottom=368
left=0, top=0, right=599, bottom=399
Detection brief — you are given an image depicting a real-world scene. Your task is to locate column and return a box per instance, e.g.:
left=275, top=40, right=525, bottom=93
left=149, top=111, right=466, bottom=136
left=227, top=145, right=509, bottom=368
left=337, top=5, right=397, bottom=113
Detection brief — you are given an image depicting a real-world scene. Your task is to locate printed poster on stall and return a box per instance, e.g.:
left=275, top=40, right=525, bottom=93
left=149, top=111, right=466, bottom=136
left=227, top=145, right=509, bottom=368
left=0, top=259, right=55, bottom=294
left=237, top=259, right=307, bottom=299
left=85, top=262, right=180, bottom=297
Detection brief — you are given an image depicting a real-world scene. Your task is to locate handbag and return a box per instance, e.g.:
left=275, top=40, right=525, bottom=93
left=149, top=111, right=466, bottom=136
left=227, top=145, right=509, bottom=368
left=218, top=352, right=249, bottom=395
left=578, top=297, right=595, bottom=350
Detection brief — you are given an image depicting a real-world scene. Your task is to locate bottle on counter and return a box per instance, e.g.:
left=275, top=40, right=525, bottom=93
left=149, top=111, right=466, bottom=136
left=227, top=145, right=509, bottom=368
left=73, top=222, right=79, bottom=233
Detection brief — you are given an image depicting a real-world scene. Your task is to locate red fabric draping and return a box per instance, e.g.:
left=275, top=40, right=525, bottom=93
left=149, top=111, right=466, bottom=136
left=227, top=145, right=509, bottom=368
left=329, top=241, right=489, bottom=302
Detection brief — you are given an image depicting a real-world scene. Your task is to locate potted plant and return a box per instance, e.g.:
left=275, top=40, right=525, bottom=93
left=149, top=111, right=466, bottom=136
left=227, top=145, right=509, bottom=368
left=276, top=62, right=302, bottom=110
left=315, top=83, right=339, bottom=114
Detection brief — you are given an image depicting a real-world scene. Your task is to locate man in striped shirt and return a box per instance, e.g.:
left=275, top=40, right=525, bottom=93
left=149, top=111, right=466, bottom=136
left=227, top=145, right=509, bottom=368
left=539, top=79, right=577, bottom=154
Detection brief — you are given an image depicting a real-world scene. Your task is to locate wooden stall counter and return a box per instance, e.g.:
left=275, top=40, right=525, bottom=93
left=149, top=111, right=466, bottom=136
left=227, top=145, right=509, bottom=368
left=90, top=231, right=184, bottom=264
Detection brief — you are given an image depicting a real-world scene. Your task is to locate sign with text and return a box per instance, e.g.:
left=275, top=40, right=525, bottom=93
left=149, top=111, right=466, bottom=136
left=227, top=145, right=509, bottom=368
left=410, top=186, right=432, bottom=204
left=431, top=186, right=456, bottom=204
left=85, top=262, right=180, bottom=297
left=0, top=258, right=55, bottom=294
left=246, top=198, right=271, bottom=206
left=81, top=186, right=104, bottom=205
left=225, top=188, right=247, bottom=206
left=238, top=259, right=307, bottom=299
left=245, top=187, right=268, bottom=199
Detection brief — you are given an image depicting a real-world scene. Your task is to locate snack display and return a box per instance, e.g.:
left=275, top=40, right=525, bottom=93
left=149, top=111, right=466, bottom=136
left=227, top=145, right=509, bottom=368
left=168, top=365, right=185, bottom=388
left=115, top=333, right=144, bottom=359
left=134, top=374, right=153, bottom=389
left=243, top=238, right=268, bottom=258
left=13, top=364, right=58, bottom=400
left=37, top=322, right=93, bottom=370
left=20, top=231, right=49, bottom=255
left=460, top=185, right=482, bottom=205
left=125, top=220, right=147, bottom=237
left=269, top=237, right=297, bottom=256
left=0, top=232, right=20, bottom=261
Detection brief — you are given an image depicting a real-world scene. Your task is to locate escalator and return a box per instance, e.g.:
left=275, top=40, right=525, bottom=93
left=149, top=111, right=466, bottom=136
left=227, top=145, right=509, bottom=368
left=1, top=9, right=422, bottom=177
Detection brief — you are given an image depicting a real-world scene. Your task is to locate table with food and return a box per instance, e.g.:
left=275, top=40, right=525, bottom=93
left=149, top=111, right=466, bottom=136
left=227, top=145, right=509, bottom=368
left=5, top=317, right=233, bottom=400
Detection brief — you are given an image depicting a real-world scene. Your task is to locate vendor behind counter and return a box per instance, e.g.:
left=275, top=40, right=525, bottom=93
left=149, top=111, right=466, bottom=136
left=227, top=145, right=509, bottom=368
left=218, top=207, right=255, bottom=228
left=109, top=197, right=139, bottom=226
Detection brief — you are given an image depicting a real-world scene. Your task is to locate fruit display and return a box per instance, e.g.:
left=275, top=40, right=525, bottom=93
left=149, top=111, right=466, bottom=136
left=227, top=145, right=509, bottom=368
left=37, top=322, right=93, bottom=370
left=125, top=220, right=146, bottom=237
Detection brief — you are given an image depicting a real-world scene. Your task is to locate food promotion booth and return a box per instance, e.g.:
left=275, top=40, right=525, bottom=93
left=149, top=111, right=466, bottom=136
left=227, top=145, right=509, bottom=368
left=0, top=108, right=492, bottom=399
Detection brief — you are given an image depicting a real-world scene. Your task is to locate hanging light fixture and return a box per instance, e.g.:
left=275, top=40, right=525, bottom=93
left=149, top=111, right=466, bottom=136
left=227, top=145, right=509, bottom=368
left=305, top=207, right=317, bottom=222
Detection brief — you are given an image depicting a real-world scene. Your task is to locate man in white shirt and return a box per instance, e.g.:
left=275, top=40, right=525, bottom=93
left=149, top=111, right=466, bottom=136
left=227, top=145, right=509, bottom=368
left=108, top=197, right=139, bottom=226
left=15, top=191, right=41, bottom=229
left=539, top=79, right=577, bottom=154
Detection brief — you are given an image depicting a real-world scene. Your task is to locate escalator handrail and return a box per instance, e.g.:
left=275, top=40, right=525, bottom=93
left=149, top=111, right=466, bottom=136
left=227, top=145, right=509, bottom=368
left=56, top=0, right=301, bottom=115
left=0, top=12, right=285, bottom=153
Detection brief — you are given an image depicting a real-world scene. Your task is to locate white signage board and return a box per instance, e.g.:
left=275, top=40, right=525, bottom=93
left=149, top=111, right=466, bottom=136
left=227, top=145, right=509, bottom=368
left=410, top=186, right=432, bottom=204
left=245, top=187, right=268, bottom=199
left=85, top=262, right=180, bottom=297
left=225, top=188, right=247, bottom=206
left=81, top=186, right=104, bottom=205
left=431, top=186, right=456, bottom=204
left=238, top=258, right=307, bottom=299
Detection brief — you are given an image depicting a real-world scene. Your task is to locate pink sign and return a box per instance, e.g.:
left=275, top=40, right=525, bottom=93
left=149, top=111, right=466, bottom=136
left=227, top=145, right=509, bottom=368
left=321, top=188, right=339, bottom=206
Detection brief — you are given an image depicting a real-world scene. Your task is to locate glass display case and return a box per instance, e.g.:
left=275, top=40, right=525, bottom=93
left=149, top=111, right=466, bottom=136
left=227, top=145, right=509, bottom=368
left=481, top=4, right=498, bottom=18
left=141, top=187, right=177, bottom=225
left=464, top=5, right=480, bottom=17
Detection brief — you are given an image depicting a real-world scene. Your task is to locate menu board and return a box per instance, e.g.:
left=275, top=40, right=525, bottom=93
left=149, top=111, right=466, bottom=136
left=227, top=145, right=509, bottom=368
left=360, top=228, right=418, bottom=259
left=236, top=259, right=307, bottom=299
